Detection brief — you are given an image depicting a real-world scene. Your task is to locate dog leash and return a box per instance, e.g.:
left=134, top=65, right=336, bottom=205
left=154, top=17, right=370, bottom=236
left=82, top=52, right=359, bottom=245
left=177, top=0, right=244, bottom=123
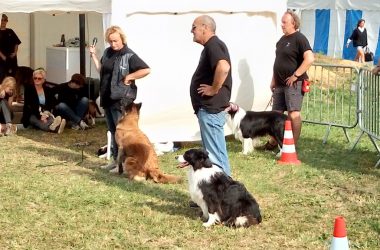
left=264, top=97, right=273, bottom=111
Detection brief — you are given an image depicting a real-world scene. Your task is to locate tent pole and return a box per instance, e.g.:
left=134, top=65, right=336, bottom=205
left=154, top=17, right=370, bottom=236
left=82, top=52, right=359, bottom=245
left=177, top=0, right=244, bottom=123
left=79, top=14, right=86, bottom=76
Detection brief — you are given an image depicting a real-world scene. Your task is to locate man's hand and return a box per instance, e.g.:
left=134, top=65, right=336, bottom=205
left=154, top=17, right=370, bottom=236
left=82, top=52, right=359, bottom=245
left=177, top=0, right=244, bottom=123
left=285, top=74, right=298, bottom=86
left=197, top=84, right=218, bottom=96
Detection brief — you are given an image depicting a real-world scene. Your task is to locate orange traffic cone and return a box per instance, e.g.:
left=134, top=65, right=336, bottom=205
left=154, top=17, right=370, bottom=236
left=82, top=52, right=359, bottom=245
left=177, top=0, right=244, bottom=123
left=278, top=120, right=301, bottom=165
left=330, top=216, right=349, bottom=250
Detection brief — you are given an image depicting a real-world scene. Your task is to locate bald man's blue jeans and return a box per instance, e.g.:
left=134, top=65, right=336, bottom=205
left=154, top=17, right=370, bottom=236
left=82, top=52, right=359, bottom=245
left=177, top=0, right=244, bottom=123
left=197, top=108, right=231, bottom=176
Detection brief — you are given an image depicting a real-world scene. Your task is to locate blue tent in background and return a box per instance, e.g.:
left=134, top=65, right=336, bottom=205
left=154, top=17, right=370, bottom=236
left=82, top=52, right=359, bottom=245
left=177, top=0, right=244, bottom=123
left=288, top=0, right=380, bottom=65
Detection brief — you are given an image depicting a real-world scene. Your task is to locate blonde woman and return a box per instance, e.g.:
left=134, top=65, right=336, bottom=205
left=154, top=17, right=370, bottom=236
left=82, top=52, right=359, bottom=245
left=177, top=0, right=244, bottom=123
left=21, top=68, right=66, bottom=133
left=89, top=25, right=150, bottom=170
left=0, top=76, right=17, bottom=135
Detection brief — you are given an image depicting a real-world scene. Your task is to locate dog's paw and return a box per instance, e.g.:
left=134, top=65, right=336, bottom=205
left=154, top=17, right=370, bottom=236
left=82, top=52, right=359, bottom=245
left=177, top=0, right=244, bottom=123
left=133, top=175, right=146, bottom=182
left=202, top=221, right=215, bottom=228
left=200, top=215, right=209, bottom=223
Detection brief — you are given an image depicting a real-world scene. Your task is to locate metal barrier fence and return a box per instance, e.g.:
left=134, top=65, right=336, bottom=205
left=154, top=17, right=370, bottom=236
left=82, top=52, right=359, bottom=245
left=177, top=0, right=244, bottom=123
left=303, top=64, right=359, bottom=143
left=303, top=63, right=380, bottom=167
left=351, top=68, right=380, bottom=167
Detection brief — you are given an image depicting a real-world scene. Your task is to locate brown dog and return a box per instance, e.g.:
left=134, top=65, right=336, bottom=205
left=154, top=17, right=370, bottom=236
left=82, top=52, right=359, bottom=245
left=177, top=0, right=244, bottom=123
left=84, top=100, right=102, bottom=126
left=115, top=102, right=181, bottom=184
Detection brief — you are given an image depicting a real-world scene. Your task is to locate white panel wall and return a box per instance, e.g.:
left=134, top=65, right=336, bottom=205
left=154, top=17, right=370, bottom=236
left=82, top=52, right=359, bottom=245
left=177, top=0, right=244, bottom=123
left=111, top=12, right=281, bottom=142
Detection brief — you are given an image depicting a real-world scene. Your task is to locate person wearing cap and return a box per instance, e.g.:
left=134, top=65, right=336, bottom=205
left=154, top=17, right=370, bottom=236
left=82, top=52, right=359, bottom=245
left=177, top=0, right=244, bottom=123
left=0, top=14, right=21, bottom=82
left=53, top=73, right=90, bottom=130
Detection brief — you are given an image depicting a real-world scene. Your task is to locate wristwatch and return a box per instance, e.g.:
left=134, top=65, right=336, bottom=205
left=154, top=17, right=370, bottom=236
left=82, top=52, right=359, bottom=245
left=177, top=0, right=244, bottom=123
left=293, top=73, right=301, bottom=78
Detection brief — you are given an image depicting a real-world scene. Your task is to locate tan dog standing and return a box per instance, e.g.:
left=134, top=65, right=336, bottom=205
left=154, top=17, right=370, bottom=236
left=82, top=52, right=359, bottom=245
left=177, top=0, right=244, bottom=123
left=115, top=102, right=181, bottom=184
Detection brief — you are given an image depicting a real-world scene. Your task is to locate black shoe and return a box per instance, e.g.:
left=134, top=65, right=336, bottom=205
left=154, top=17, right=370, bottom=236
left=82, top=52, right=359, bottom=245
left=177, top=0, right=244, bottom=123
left=189, top=201, right=199, bottom=208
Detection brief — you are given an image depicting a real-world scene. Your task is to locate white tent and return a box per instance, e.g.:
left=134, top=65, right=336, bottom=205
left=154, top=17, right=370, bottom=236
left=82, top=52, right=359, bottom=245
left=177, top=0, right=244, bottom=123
left=0, top=0, right=110, bottom=13
left=0, top=0, right=109, bottom=70
left=1, top=0, right=287, bottom=142
left=111, top=0, right=287, bottom=142
left=288, top=0, right=380, bottom=64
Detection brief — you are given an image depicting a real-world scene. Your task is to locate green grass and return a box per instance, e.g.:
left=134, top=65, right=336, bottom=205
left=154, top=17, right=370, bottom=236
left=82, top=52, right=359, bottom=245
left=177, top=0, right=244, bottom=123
left=0, top=121, right=379, bottom=249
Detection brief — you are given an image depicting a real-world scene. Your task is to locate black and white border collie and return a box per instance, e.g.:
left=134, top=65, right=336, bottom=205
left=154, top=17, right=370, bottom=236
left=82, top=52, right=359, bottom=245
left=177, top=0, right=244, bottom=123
left=226, top=103, right=259, bottom=154
left=177, top=148, right=262, bottom=228
left=226, top=102, right=287, bottom=151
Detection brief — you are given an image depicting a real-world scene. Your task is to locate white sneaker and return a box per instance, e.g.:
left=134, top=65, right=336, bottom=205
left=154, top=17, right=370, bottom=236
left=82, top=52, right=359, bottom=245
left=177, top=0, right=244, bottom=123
left=100, top=161, right=116, bottom=170
left=79, top=120, right=89, bottom=130
left=71, top=124, right=80, bottom=130
left=5, top=123, right=17, bottom=136
left=49, top=116, right=62, bottom=131
left=57, top=119, right=66, bottom=134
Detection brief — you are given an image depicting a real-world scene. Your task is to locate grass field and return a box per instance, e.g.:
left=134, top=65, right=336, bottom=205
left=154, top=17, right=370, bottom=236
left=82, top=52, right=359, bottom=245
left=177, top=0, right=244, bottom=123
left=0, top=121, right=379, bottom=249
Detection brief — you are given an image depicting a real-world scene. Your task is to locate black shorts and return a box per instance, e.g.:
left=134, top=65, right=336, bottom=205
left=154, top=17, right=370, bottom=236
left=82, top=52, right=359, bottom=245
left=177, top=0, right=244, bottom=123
left=272, top=81, right=304, bottom=111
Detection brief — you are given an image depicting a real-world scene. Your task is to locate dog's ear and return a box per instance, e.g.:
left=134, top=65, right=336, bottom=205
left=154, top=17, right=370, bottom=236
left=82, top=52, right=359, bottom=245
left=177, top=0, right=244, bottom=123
left=200, top=148, right=209, bottom=156
left=198, top=149, right=213, bottom=168
left=135, top=102, right=142, bottom=111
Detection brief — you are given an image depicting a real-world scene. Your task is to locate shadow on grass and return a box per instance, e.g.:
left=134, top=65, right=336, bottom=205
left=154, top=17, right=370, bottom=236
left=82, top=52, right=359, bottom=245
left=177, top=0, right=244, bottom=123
left=17, top=122, right=108, bottom=164
left=14, top=124, right=199, bottom=220
left=226, top=127, right=380, bottom=178
left=75, top=168, right=198, bottom=220
left=299, top=135, right=380, bottom=177
left=19, top=144, right=102, bottom=168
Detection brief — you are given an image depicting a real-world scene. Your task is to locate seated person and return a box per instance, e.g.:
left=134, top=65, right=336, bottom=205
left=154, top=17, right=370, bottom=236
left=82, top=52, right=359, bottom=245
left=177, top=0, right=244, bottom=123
left=21, top=68, right=66, bottom=133
left=53, top=73, right=89, bottom=130
left=0, top=76, right=17, bottom=136
left=372, top=59, right=380, bottom=75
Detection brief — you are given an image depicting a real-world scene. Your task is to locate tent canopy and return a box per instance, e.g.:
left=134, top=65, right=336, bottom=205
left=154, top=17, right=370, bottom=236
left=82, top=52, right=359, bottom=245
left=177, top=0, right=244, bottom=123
left=0, top=0, right=110, bottom=13
left=288, top=0, right=380, bottom=11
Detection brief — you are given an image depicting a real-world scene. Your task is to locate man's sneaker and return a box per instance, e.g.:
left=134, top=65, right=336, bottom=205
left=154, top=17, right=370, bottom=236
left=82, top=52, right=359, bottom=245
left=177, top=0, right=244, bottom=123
left=4, top=123, right=17, bottom=136
left=79, top=120, right=89, bottom=130
left=49, top=116, right=62, bottom=131
left=57, top=119, right=66, bottom=134
left=100, top=161, right=117, bottom=171
left=71, top=124, right=80, bottom=130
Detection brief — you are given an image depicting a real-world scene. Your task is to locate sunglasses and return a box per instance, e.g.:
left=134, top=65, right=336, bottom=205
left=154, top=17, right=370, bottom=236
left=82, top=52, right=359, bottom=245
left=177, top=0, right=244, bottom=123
left=191, top=24, right=205, bottom=31
left=33, top=77, right=43, bottom=80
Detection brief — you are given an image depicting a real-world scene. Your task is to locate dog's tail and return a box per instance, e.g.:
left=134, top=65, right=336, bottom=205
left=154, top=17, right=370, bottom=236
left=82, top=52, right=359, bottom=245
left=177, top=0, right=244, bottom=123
left=148, top=168, right=182, bottom=184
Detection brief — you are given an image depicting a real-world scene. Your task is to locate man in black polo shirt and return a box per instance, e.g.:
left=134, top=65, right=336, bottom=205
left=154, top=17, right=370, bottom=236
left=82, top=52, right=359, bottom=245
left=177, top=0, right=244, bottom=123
left=190, top=15, right=232, bottom=176
left=264, top=10, right=314, bottom=150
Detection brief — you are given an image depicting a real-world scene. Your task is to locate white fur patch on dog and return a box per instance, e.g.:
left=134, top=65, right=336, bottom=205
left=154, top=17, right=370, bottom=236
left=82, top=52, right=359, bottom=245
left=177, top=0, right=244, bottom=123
left=226, top=104, right=259, bottom=154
